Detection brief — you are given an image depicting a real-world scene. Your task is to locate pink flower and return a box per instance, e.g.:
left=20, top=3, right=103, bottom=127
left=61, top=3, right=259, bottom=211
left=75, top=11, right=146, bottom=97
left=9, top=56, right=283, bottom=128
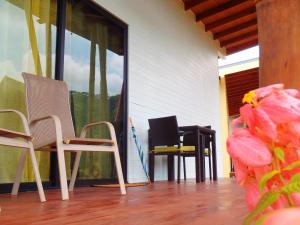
left=254, top=84, right=284, bottom=99
left=284, top=89, right=300, bottom=98
left=239, top=104, right=277, bottom=141
left=231, top=158, right=248, bottom=185
left=231, top=116, right=244, bottom=128
left=254, top=165, right=272, bottom=181
left=227, top=128, right=272, bottom=167
left=277, top=121, right=300, bottom=145
left=245, top=182, right=261, bottom=211
left=228, top=84, right=300, bottom=223
left=239, top=104, right=256, bottom=131
left=254, top=107, right=277, bottom=141
left=259, top=91, right=300, bottom=124
left=271, top=196, right=288, bottom=210
left=261, top=208, right=300, bottom=225
left=291, top=193, right=300, bottom=206
left=231, top=158, right=260, bottom=186
left=281, top=145, right=300, bottom=180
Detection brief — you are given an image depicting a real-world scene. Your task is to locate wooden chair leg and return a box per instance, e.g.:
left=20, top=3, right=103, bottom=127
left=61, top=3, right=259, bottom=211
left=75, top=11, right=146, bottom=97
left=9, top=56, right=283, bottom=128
left=113, top=147, right=126, bottom=195
left=28, top=145, right=46, bottom=202
left=57, top=147, right=69, bottom=200
left=177, top=153, right=181, bottom=184
left=11, top=148, right=27, bottom=196
left=69, top=151, right=82, bottom=191
left=183, top=156, right=186, bottom=181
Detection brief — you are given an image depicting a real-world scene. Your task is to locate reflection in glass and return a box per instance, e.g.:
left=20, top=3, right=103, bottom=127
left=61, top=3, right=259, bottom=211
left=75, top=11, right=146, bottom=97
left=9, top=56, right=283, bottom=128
left=0, top=0, right=57, bottom=183
left=64, top=1, right=125, bottom=180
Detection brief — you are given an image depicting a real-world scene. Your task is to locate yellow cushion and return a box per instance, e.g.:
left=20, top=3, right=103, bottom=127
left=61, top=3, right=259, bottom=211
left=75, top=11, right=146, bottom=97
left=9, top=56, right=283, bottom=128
left=152, top=146, right=195, bottom=153
left=204, top=148, right=210, bottom=155
left=152, top=146, right=210, bottom=155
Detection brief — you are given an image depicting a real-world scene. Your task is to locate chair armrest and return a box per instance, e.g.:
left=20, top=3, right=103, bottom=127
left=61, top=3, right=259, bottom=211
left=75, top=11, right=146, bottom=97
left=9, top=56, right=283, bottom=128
left=180, top=131, right=193, bottom=136
left=198, top=126, right=215, bottom=135
left=0, top=109, right=30, bottom=135
left=81, top=121, right=116, bottom=141
left=30, top=115, right=63, bottom=143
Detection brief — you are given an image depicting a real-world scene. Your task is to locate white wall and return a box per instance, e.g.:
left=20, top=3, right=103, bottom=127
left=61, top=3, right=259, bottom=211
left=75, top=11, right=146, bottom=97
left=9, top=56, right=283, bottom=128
left=95, top=0, right=222, bottom=183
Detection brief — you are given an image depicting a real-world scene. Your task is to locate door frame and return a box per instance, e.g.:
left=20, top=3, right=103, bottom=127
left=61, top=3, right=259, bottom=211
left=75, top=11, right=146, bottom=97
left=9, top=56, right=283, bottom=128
left=0, top=0, right=128, bottom=193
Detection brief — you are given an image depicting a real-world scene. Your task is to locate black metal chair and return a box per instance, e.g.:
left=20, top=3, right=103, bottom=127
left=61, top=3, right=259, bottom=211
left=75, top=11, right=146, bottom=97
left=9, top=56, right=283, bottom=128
left=148, top=116, right=195, bottom=183
left=182, top=125, right=212, bottom=180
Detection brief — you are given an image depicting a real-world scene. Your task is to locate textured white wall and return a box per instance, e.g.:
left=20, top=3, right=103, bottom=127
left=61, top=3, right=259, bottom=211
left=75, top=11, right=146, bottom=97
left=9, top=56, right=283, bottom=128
left=95, top=0, right=222, bottom=183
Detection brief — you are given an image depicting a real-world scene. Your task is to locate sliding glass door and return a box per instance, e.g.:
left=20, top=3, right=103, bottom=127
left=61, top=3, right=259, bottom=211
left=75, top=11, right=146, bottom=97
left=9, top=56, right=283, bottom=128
left=0, top=0, right=57, bottom=185
left=0, top=0, right=127, bottom=191
left=64, top=1, right=126, bottom=181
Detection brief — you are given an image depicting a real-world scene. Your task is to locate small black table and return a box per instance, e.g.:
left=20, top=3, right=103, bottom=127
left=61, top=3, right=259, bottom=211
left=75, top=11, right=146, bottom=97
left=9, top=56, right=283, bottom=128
left=148, top=125, right=217, bottom=183
left=179, top=126, right=217, bottom=182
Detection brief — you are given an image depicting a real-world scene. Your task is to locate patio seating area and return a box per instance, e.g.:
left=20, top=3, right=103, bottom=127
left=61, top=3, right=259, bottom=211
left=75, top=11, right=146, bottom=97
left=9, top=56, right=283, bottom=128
left=3, top=0, right=300, bottom=224
left=0, top=179, right=246, bottom=225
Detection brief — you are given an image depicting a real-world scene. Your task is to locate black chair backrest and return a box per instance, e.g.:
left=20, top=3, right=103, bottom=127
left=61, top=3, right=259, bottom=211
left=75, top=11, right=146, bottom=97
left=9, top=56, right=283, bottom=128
left=148, top=116, right=180, bottom=147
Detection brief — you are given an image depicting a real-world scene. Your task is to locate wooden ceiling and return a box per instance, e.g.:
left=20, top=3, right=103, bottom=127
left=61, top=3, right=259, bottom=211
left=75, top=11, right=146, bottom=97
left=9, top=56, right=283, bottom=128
left=182, top=0, right=258, bottom=55
left=225, top=67, right=259, bottom=116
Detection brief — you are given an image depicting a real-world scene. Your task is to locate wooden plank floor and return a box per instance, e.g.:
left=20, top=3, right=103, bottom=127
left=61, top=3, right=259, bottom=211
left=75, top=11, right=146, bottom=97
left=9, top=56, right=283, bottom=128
left=0, top=179, right=247, bottom=225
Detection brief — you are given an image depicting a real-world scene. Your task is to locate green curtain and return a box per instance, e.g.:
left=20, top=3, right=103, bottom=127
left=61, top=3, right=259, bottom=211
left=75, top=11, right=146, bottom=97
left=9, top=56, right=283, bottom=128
left=76, top=22, right=112, bottom=179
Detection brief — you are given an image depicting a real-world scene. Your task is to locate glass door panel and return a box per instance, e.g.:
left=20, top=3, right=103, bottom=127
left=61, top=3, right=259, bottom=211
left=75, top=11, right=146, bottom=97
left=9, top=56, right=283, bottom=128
left=64, top=1, right=125, bottom=180
left=0, top=0, right=57, bottom=183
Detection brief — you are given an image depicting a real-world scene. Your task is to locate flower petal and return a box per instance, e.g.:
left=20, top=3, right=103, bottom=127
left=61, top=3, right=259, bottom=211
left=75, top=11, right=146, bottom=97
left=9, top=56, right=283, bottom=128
left=271, top=196, right=288, bottom=210
left=284, top=89, right=300, bottom=98
left=291, top=193, right=300, bottom=206
left=254, top=84, right=284, bottom=99
left=231, top=116, right=244, bottom=129
left=262, top=208, right=300, bottom=225
left=231, top=158, right=248, bottom=185
left=259, top=91, right=300, bottom=124
left=240, top=105, right=277, bottom=141
left=254, top=107, right=277, bottom=140
left=240, top=104, right=256, bottom=130
left=254, top=165, right=272, bottom=181
left=227, top=128, right=272, bottom=167
left=245, top=182, right=261, bottom=211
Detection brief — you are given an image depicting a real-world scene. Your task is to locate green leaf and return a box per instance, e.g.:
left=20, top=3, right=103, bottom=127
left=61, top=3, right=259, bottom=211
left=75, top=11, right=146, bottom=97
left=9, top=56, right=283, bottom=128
left=254, top=214, right=268, bottom=225
left=243, top=191, right=281, bottom=225
left=283, top=161, right=300, bottom=171
left=281, top=181, right=300, bottom=194
left=290, top=173, right=300, bottom=183
left=258, top=170, right=280, bottom=192
left=274, top=147, right=285, bottom=163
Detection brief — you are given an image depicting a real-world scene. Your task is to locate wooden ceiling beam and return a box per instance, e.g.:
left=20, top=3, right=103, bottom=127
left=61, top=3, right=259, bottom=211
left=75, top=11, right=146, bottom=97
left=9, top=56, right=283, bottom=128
left=225, top=68, right=258, bottom=78
left=227, top=83, right=258, bottom=90
left=184, top=0, right=208, bottom=11
left=227, top=81, right=258, bottom=89
left=196, top=0, right=248, bottom=21
left=226, top=74, right=258, bottom=81
left=226, top=72, right=258, bottom=80
left=226, top=67, right=258, bottom=75
left=226, top=39, right=258, bottom=55
left=205, top=7, right=256, bottom=31
left=227, top=75, right=258, bottom=82
left=227, top=80, right=259, bottom=88
left=227, top=85, right=259, bottom=94
left=227, top=85, right=258, bottom=91
left=213, top=19, right=257, bottom=39
left=220, top=30, right=258, bottom=47
left=227, top=88, right=258, bottom=95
